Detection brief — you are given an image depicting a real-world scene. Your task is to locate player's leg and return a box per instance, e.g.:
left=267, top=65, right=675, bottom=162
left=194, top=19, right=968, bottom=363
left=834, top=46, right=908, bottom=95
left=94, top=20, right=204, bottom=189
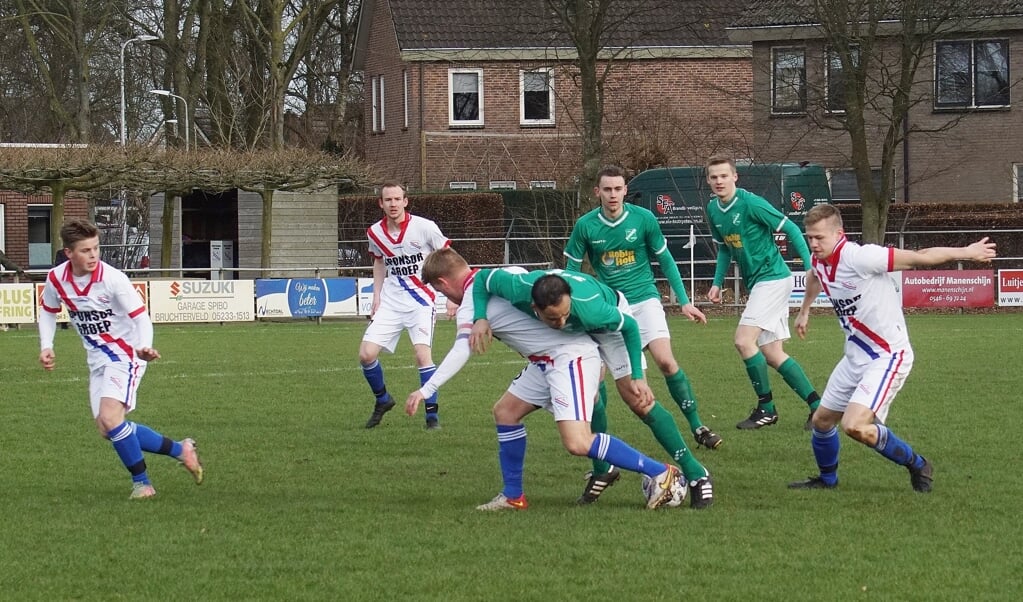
left=92, top=364, right=152, bottom=498
left=841, top=352, right=930, bottom=492
left=578, top=377, right=621, bottom=504
left=409, top=306, right=440, bottom=429
left=477, top=370, right=543, bottom=511
left=359, top=308, right=403, bottom=428
left=763, top=341, right=821, bottom=429
left=789, top=358, right=856, bottom=489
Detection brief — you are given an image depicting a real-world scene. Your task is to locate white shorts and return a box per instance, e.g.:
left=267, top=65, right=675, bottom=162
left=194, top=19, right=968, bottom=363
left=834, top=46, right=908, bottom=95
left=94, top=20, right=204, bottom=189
left=506, top=350, right=602, bottom=422
left=89, top=361, right=147, bottom=418
left=630, top=297, right=670, bottom=348
left=740, top=277, right=793, bottom=346
left=362, top=303, right=436, bottom=353
left=591, top=292, right=647, bottom=380
left=820, top=350, right=914, bottom=424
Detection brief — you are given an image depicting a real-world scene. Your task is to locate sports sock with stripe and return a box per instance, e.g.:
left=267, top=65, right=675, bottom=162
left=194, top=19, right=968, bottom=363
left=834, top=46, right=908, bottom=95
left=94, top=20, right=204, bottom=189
left=743, top=352, right=775, bottom=412
left=665, top=369, right=703, bottom=432
left=588, top=380, right=612, bottom=475
left=777, top=357, right=820, bottom=410
left=812, top=426, right=840, bottom=485
left=642, top=402, right=708, bottom=481
left=873, top=424, right=923, bottom=468
left=132, top=422, right=181, bottom=457
left=496, top=425, right=527, bottom=499
left=588, top=432, right=665, bottom=479
left=419, top=365, right=439, bottom=421
left=108, top=422, right=149, bottom=484
left=361, top=360, right=388, bottom=402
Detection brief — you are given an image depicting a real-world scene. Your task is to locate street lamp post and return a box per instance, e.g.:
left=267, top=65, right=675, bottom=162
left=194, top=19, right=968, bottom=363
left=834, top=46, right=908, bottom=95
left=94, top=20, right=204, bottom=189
left=150, top=90, right=189, bottom=151
left=119, top=35, right=158, bottom=146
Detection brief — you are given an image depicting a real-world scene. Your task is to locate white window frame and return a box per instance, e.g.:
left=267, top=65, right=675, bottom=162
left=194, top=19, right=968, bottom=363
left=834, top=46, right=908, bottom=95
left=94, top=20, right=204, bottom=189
left=771, top=47, right=807, bottom=114
left=448, top=68, right=484, bottom=126
left=934, top=38, right=1010, bottom=109
left=1014, top=164, right=1023, bottom=202
left=520, top=68, right=555, bottom=126
left=489, top=180, right=517, bottom=190
left=27, top=204, right=52, bottom=268
left=402, top=69, right=409, bottom=129
left=370, top=76, right=379, bottom=133
left=379, top=75, right=385, bottom=132
left=529, top=180, right=557, bottom=190
left=449, top=181, right=478, bottom=191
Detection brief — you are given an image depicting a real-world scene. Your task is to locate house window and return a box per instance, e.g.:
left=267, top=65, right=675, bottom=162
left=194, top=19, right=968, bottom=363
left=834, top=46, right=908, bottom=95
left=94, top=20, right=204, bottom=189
left=378, top=75, right=385, bottom=132
left=403, top=69, right=409, bottom=129
left=449, top=69, right=484, bottom=126
left=0, top=204, right=5, bottom=251
left=772, top=48, right=806, bottom=114
left=935, top=40, right=1009, bottom=109
left=521, top=69, right=554, bottom=125
left=529, top=180, right=556, bottom=190
left=489, top=180, right=517, bottom=190
left=827, top=167, right=894, bottom=202
left=826, top=46, right=859, bottom=113
left=370, top=76, right=379, bottom=132
left=449, top=181, right=478, bottom=190
left=28, top=205, right=52, bottom=268
left=1014, top=164, right=1023, bottom=202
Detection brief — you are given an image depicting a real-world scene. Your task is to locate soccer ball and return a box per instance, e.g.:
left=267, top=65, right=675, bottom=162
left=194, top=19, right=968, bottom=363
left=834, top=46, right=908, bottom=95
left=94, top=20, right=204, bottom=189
left=641, top=472, right=688, bottom=508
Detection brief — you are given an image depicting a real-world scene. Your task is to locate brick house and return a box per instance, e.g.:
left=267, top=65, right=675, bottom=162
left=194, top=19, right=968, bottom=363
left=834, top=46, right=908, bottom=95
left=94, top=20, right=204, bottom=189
left=0, top=191, right=89, bottom=272
left=352, top=0, right=753, bottom=191
left=728, top=1, right=1023, bottom=203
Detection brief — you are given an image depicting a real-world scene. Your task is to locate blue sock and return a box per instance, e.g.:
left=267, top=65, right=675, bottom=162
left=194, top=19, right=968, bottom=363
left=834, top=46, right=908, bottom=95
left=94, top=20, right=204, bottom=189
left=132, top=422, right=182, bottom=457
left=873, top=424, right=924, bottom=468
left=497, top=425, right=527, bottom=499
left=362, top=360, right=389, bottom=402
left=588, top=433, right=665, bottom=479
left=108, top=422, right=149, bottom=484
left=419, top=365, right=439, bottom=420
left=812, top=426, right=841, bottom=485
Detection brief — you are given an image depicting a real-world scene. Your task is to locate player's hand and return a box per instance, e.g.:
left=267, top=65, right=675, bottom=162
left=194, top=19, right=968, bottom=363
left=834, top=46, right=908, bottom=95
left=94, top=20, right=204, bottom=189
left=405, top=391, right=425, bottom=416
left=469, top=319, right=493, bottom=353
left=39, top=348, right=55, bottom=371
left=370, top=297, right=381, bottom=318
left=445, top=299, right=458, bottom=318
left=680, top=303, right=707, bottom=324
left=137, top=347, right=161, bottom=361
left=628, top=378, right=655, bottom=409
left=707, top=286, right=722, bottom=304
left=966, top=237, right=997, bottom=262
left=794, top=313, right=810, bottom=340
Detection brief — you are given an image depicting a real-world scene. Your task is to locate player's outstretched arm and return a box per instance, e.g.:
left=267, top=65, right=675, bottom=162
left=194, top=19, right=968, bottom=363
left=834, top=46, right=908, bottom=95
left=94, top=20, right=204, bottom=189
left=892, top=237, right=997, bottom=270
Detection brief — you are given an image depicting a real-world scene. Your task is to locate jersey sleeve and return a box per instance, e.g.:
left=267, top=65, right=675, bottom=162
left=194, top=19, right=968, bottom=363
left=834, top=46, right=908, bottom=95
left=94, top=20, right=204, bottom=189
left=39, top=272, right=63, bottom=315
left=426, top=218, right=452, bottom=252
left=645, top=211, right=690, bottom=304
left=366, top=224, right=384, bottom=259
left=563, top=219, right=587, bottom=269
left=576, top=296, right=644, bottom=380
left=748, top=195, right=788, bottom=232
left=779, top=218, right=813, bottom=267
left=848, top=244, right=894, bottom=277
left=420, top=296, right=475, bottom=398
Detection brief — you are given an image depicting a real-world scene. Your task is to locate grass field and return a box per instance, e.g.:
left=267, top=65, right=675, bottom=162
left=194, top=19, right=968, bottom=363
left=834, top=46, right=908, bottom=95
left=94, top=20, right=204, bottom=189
left=1, top=313, right=1021, bottom=601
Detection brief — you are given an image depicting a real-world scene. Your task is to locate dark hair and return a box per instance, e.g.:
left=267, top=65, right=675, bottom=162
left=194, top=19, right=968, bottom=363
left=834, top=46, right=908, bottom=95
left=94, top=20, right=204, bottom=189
left=378, top=181, right=406, bottom=198
left=804, top=204, right=844, bottom=228
left=596, top=165, right=627, bottom=184
left=60, top=219, right=100, bottom=249
left=531, top=273, right=571, bottom=309
left=421, top=247, right=466, bottom=284
left=705, top=153, right=737, bottom=171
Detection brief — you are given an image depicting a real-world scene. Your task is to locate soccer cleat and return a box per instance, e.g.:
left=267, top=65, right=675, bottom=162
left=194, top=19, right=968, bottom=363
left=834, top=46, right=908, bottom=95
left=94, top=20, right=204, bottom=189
left=425, top=417, right=441, bottom=431
left=908, top=456, right=933, bottom=493
left=736, top=407, right=779, bottom=430
left=178, top=438, right=204, bottom=485
left=645, top=465, right=682, bottom=510
left=788, top=475, right=837, bottom=489
left=130, top=482, right=156, bottom=500
left=476, top=493, right=528, bottom=511
left=577, top=466, right=621, bottom=504
left=694, top=426, right=723, bottom=449
left=365, top=396, right=396, bottom=429
left=689, top=475, right=715, bottom=509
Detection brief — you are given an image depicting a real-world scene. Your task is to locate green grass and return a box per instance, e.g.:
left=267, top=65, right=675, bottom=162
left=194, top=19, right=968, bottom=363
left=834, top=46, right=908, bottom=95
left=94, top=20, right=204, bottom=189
left=1, top=314, right=1021, bottom=601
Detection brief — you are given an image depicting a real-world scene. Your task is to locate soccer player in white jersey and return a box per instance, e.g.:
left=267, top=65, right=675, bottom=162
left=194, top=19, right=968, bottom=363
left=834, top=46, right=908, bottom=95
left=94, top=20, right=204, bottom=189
left=405, top=248, right=684, bottom=510
left=792, top=204, right=996, bottom=492
left=38, top=219, right=203, bottom=500
left=360, top=182, right=452, bottom=430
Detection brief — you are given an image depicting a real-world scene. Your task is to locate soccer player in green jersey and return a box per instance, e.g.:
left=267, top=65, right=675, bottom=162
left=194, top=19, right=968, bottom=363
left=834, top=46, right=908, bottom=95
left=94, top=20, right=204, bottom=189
left=705, top=154, right=821, bottom=430
left=471, top=268, right=714, bottom=509
left=565, top=165, right=722, bottom=458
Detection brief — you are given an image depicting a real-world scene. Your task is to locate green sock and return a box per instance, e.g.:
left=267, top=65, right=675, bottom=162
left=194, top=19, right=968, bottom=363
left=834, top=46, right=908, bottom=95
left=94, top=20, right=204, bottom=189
left=641, top=402, right=708, bottom=482
left=743, top=352, right=775, bottom=412
left=777, top=357, right=819, bottom=409
left=590, top=380, right=612, bottom=475
left=666, top=369, right=703, bottom=433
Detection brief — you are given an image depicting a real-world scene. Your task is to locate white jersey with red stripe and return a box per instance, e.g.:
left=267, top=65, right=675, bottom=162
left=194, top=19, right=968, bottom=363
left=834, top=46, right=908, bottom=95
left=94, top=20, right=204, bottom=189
left=40, top=261, right=149, bottom=370
left=811, top=237, right=912, bottom=364
left=367, top=213, right=451, bottom=312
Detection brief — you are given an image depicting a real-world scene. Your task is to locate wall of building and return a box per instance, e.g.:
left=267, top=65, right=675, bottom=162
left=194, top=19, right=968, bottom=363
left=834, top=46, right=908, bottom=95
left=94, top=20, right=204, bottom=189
left=0, top=191, right=89, bottom=269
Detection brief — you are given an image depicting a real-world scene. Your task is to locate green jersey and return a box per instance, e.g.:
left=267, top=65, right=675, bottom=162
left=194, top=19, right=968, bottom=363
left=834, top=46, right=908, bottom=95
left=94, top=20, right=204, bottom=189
left=707, top=188, right=810, bottom=289
left=564, top=203, right=690, bottom=305
left=472, top=267, right=645, bottom=380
